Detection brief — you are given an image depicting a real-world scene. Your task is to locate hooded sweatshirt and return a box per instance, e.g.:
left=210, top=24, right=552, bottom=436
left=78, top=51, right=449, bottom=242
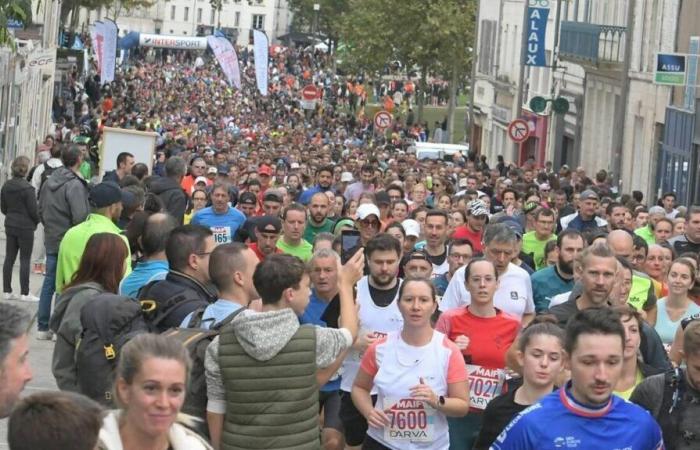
left=1, top=177, right=39, bottom=230
left=150, top=176, right=187, bottom=224
left=38, top=166, right=90, bottom=254
left=204, top=308, right=352, bottom=414
left=50, top=282, right=105, bottom=391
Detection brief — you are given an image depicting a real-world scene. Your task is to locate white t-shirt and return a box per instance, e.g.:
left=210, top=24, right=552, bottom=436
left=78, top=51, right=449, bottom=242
left=340, top=276, right=404, bottom=392
left=439, top=263, right=534, bottom=321
left=361, top=331, right=467, bottom=450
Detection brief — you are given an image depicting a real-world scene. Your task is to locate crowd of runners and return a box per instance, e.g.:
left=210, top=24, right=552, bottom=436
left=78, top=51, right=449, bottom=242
left=0, top=42, right=698, bottom=450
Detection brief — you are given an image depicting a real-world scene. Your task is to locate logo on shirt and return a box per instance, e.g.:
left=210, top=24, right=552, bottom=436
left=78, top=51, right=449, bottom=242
left=553, top=436, right=581, bottom=448
left=510, top=291, right=519, bottom=300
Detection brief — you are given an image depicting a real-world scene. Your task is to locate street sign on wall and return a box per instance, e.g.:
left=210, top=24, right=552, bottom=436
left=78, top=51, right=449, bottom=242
left=655, top=53, right=687, bottom=86
left=508, top=119, right=531, bottom=143
left=524, top=0, right=551, bottom=67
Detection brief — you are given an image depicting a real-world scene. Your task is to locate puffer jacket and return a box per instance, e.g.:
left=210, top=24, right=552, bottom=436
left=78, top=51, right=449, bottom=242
left=98, top=411, right=213, bottom=450
left=0, top=176, right=39, bottom=230
left=150, top=176, right=187, bottom=224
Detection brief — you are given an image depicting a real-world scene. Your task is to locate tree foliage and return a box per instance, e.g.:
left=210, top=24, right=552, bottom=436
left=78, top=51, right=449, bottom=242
left=287, top=0, right=349, bottom=39
left=0, top=0, right=31, bottom=49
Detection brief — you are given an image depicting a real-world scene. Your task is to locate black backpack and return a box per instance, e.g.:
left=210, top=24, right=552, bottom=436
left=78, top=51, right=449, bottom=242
left=38, top=162, right=58, bottom=198
left=75, top=294, right=151, bottom=406
left=137, top=280, right=205, bottom=332
left=161, top=306, right=245, bottom=421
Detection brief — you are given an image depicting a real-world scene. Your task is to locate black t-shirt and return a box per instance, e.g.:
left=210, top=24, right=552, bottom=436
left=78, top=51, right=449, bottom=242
left=473, top=387, right=530, bottom=450
left=426, top=248, right=447, bottom=266
left=368, top=282, right=401, bottom=307
left=320, top=293, right=341, bottom=329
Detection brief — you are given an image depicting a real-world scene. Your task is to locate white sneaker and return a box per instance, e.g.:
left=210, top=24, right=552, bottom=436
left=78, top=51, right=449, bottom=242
left=36, top=330, right=54, bottom=341
left=20, top=294, right=39, bottom=302
left=2, top=292, right=16, bottom=301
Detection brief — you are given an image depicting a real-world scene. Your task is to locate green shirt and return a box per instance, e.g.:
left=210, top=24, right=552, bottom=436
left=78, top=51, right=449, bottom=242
left=634, top=225, right=655, bottom=245
left=276, top=238, right=313, bottom=262
left=56, top=213, right=131, bottom=293
left=522, top=231, right=557, bottom=270
left=303, top=219, right=335, bottom=244
left=79, top=161, right=92, bottom=180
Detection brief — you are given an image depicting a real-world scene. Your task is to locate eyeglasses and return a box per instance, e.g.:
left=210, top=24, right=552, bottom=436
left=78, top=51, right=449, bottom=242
left=360, top=219, right=380, bottom=227
left=193, top=197, right=207, bottom=202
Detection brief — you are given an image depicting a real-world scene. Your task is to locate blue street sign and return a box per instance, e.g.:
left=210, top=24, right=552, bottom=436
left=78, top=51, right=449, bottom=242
left=524, top=0, right=550, bottom=67
left=655, top=53, right=687, bottom=86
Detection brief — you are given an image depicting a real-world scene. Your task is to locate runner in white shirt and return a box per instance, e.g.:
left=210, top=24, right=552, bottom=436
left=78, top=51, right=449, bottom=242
left=352, top=278, right=470, bottom=450
left=439, top=224, right=534, bottom=325
left=340, top=233, right=405, bottom=449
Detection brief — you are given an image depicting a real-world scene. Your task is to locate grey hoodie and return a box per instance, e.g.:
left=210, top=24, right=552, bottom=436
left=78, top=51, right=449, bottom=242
left=38, top=166, right=90, bottom=254
left=204, top=308, right=352, bottom=414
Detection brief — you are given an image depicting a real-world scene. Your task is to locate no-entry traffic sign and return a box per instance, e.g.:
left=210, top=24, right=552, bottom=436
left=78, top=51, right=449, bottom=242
left=302, top=85, right=319, bottom=100
left=374, top=110, right=393, bottom=129
left=508, top=119, right=531, bottom=143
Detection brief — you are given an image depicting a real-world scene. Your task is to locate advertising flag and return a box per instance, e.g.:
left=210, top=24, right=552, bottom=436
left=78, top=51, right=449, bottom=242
left=524, top=0, right=550, bottom=67
left=101, top=19, right=118, bottom=84
left=90, top=21, right=105, bottom=73
left=253, top=29, right=269, bottom=96
left=207, top=36, right=241, bottom=89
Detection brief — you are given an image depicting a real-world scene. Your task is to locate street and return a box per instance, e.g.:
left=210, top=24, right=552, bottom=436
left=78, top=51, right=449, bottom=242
left=0, top=227, right=56, bottom=448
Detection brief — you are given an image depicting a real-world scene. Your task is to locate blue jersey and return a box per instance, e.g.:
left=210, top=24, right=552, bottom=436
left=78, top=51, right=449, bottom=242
left=191, top=206, right=246, bottom=245
left=491, top=384, right=664, bottom=450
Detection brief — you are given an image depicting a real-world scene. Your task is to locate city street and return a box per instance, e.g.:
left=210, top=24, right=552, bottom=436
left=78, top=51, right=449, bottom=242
left=0, top=226, right=56, bottom=448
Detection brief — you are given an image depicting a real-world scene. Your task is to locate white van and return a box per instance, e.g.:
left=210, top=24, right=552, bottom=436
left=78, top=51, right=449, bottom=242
left=411, top=142, right=470, bottom=160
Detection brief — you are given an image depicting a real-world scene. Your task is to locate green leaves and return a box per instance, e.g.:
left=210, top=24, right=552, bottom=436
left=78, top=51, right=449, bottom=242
left=0, top=0, right=32, bottom=49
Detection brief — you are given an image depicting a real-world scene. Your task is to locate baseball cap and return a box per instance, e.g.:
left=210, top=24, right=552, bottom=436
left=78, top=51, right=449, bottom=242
left=258, top=165, right=273, bottom=176
left=357, top=203, right=381, bottom=221
left=263, top=190, right=283, bottom=203
left=256, top=216, right=282, bottom=234
left=194, top=176, right=208, bottom=185
left=405, top=249, right=430, bottom=262
left=459, top=178, right=468, bottom=188
left=375, top=191, right=391, bottom=206
left=579, top=189, right=599, bottom=201
left=217, top=164, right=229, bottom=175
left=497, top=216, right=524, bottom=238
left=90, top=182, right=127, bottom=208
left=401, top=219, right=421, bottom=238
left=341, top=172, right=354, bottom=182
left=207, top=166, right=218, bottom=175
left=468, top=200, right=489, bottom=217
left=239, top=192, right=257, bottom=206
left=290, top=162, right=300, bottom=170
left=523, top=201, right=539, bottom=215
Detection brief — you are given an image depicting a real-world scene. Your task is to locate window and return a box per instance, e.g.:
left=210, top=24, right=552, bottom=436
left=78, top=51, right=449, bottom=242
left=234, top=11, right=240, bottom=27
left=184, top=6, right=189, bottom=21
left=170, top=5, right=176, bottom=20
left=197, top=8, right=202, bottom=22
left=478, top=19, right=497, bottom=76
left=252, top=14, right=264, bottom=30
left=210, top=9, right=215, bottom=24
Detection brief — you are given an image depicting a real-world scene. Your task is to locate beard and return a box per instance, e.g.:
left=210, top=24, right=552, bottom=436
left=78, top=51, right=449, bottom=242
left=370, top=273, right=394, bottom=288
left=559, top=258, right=574, bottom=275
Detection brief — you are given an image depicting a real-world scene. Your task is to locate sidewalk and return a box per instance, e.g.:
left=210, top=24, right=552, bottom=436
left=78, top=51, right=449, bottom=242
left=0, top=224, right=57, bottom=448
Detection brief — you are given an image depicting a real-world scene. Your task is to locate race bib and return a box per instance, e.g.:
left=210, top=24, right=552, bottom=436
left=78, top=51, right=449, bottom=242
left=466, top=365, right=505, bottom=410
left=211, top=226, right=232, bottom=244
left=384, top=397, right=436, bottom=443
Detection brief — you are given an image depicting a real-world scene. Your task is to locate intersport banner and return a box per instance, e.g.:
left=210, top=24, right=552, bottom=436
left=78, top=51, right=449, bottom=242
left=207, top=36, right=241, bottom=90
left=90, top=22, right=104, bottom=74
left=139, top=34, right=208, bottom=50
left=101, top=19, right=118, bottom=84
left=253, top=29, right=269, bottom=96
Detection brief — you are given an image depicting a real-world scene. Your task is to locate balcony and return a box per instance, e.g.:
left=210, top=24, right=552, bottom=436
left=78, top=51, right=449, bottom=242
left=559, top=21, right=626, bottom=70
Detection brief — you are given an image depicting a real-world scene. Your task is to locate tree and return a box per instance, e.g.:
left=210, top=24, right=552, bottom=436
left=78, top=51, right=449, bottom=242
left=0, top=0, right=31, bottom=49
left=287, top=0, right=349, bottom=46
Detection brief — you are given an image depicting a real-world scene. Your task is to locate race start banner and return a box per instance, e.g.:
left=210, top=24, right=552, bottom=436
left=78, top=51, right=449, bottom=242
left=253, top=29, right=269, bottom=96
left=525, top=0, right=550, bottom=67
left=207, top=36, right=242, bottom=90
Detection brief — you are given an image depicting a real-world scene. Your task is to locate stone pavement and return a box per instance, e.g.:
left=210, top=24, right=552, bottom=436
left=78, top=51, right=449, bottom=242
left=0, top=229, right=56, bottom=448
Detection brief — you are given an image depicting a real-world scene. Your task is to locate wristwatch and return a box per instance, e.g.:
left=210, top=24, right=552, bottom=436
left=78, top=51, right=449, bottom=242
left=438, top=395, right=446, bottom=409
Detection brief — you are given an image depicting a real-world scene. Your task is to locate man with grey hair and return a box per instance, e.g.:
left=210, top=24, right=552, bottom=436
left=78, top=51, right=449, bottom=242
left=634, top=205, right=666, bottom=246
left=440, top=223, right=535, bottom=324
left=299, top=248, right=344, bottom=450
left=150, top=156, right=188, bottom=225
left=0, top=303, right=33, bottom=417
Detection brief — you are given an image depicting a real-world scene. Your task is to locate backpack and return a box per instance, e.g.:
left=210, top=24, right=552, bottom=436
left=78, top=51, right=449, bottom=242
left=38, top=161, right=58, bottom=197
left=138, top=280, right=206, bottom=332
left=161, top=306, right=246, bottom=422
left=75, top=294, right=151, bottom=406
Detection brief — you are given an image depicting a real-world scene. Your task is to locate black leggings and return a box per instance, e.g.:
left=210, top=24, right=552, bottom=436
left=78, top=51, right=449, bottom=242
left=362, top=435, right=392, bottom=450
left=3, top=227, right=34, bottom=295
